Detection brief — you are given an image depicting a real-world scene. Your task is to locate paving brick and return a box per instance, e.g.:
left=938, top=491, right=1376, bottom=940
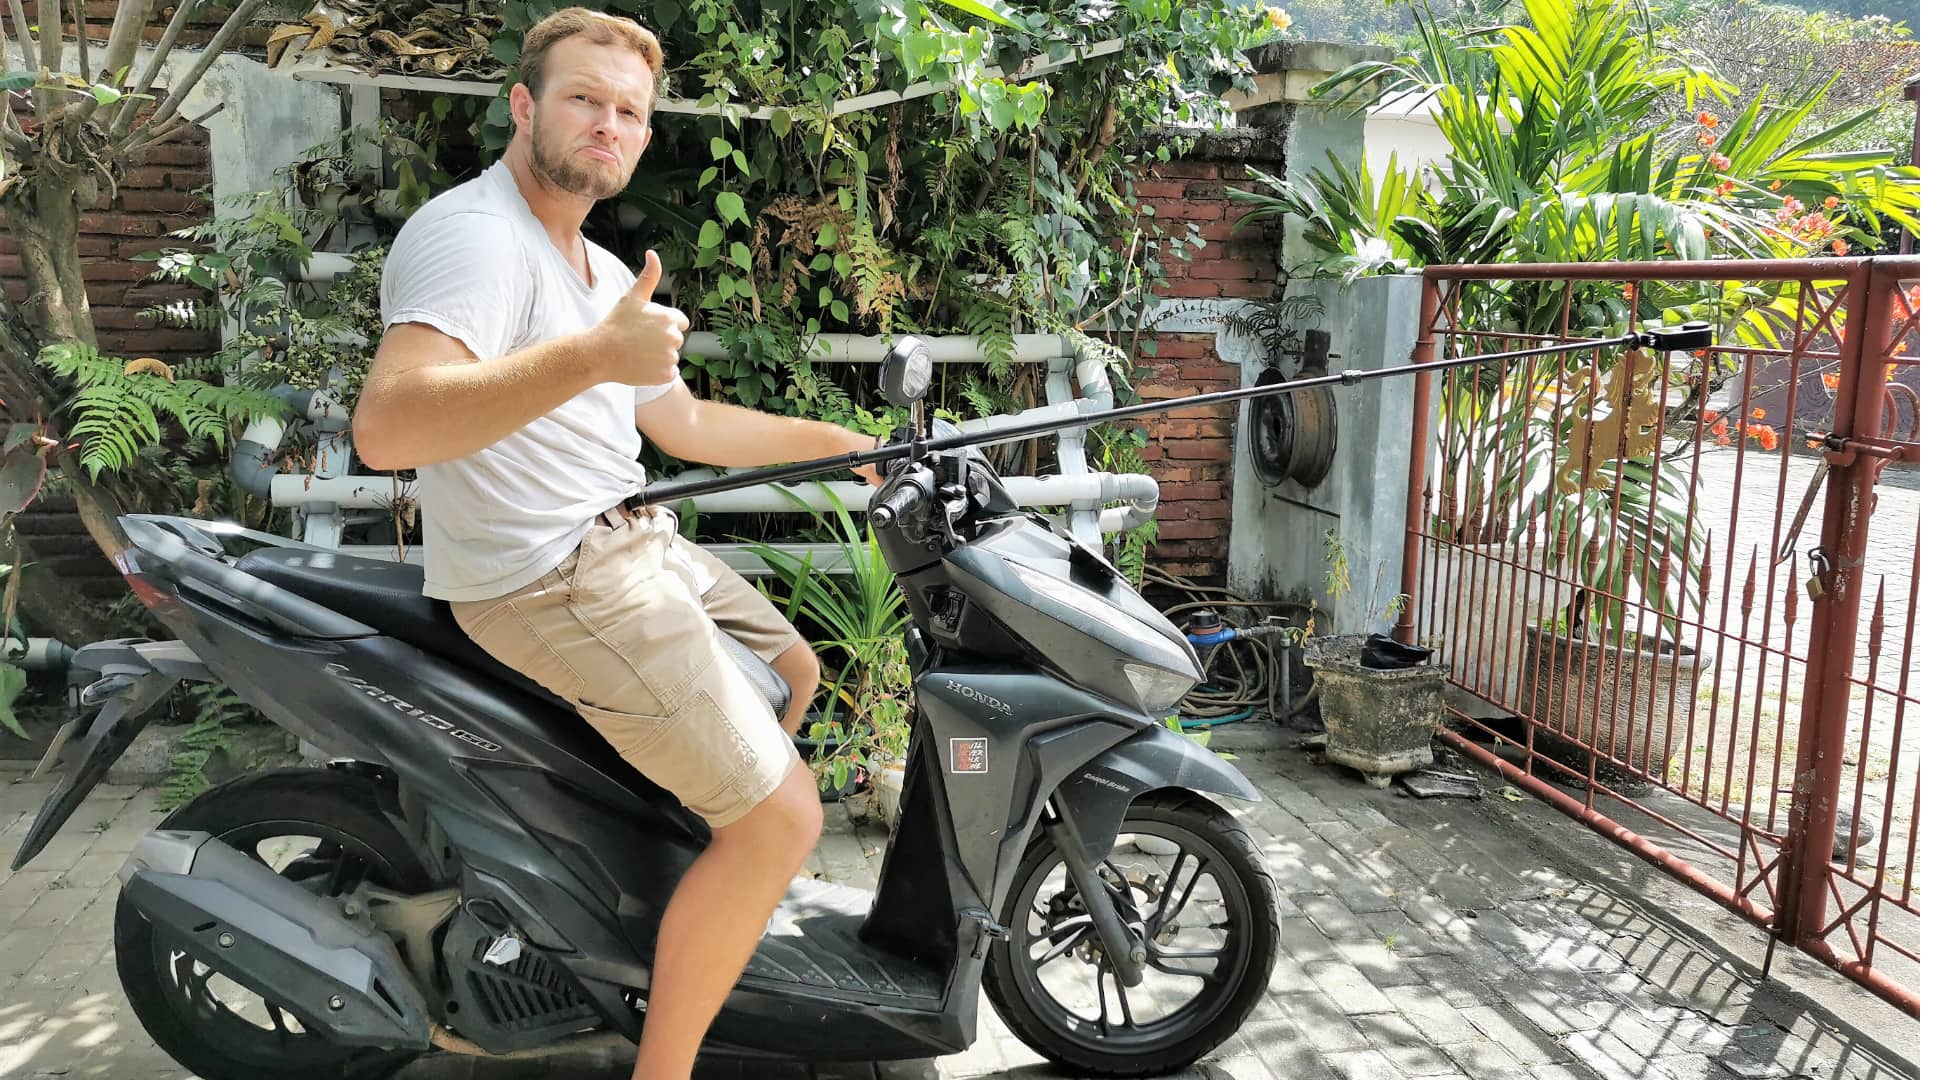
left=1306, top=959, right=1393, bottom=1016
left=1360, top=909, right=1448, bottom=958
left=1445, top=1040, right=1541, bottom=1080
left=1351, top=1011, right=1461, bottom=1076
left=1204, top=1053, right=1283, bottom=1080
left=1267, top=990, right=1371, bottom=1054
left=1560, top=1030, right=1677, bottom=1080
left=1324, top=1049, right=1409, bottom=1080
left=1240, top=998, right=1345, bottom=1074
left=1509, top=992, right=1603, bottom=1038
left=1461, top=1005, right=1574, bottom=1065
left=1528, top=1065, right=1599, bottom=1080
left=1381, top=984, right=1481, bottom=1046
left=1603, top=1008, right=1675, bottom=1060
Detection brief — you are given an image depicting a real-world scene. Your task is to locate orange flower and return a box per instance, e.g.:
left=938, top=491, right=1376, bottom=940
left=1714, top=434, right=1734, bottom=447
left=1770, top=180, right=1783, bottom=191
left=1758, top=428, right=1779, bottom=451
left=1784, top=196, right=1805, bottom=213
left=1751, top=408, right=1767, bottom=420
left=1800, top=212, right=1831, bottom=236
left=1823, top=196, right=1841, bottom=210
left=1709, top=419, right=1729, bottom=436
left=1885, top=363, right=1900, bottom=379
left=1698, top=131, right=1719, bottom=148
left=1702, top=409, right=1720, bottom=422
left=1708, top=152, right=1732, bottom=170
left=1822, top=372, right=1842, bottom=391
left=1832, top=238, right=1849, bottom=256
left=1623, top=283, right=1637, bottom=301
left=1715, top=181, right=1737, bottom=196
left=1696, top=111, right=1721, bottom=128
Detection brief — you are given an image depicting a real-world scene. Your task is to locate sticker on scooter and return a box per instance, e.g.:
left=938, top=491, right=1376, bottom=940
left=950, top=738, right=989, bottom=774
left=324, top=663, right=503, bottom=753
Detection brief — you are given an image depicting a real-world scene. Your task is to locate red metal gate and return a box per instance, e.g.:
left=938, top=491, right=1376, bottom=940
left=1395, top=258, right=1920, bottom=1014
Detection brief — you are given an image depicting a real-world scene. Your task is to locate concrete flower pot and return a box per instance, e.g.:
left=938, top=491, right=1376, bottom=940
left=1305, top=635, right=1449, bottom=787
left=1519, top=624, right=1709, bottom=792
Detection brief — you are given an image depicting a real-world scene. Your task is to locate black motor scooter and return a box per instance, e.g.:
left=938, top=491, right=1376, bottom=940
left=12, top=338, right=1283, bottom=1079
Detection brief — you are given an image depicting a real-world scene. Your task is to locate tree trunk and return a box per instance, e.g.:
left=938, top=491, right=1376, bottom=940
left=2, top=522, right=119, bottom=646
left=3, top=168, right=134, bottom=573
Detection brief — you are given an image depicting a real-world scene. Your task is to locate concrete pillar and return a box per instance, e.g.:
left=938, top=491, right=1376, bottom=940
left=1220, top=41, right=1431, bottom=636
left=181, top=54, right=344, bottom=223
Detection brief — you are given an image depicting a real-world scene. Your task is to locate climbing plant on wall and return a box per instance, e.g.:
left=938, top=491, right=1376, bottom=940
left=464, top=0, right=1280, bottom=425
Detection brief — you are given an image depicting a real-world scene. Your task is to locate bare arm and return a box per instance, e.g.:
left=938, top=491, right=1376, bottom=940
left=350, top=322, right=607, bottom=470
left=354, top=251, right=686, bottom=471
left=636, top=379, right=877, bottom=474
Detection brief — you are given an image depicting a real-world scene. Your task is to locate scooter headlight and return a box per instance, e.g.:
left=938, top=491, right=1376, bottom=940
left=1122, top=662, right=1198, bottom=714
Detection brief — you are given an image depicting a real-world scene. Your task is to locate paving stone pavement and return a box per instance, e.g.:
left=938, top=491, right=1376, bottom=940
left=0, top=740, right=1914, bottom=1080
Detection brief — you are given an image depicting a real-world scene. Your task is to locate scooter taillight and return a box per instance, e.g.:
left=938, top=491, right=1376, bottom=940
left=122, top=570, right=172, bottom=612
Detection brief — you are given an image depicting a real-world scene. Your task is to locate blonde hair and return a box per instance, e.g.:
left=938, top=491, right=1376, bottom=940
left=518, top=8, right=666, bottom=111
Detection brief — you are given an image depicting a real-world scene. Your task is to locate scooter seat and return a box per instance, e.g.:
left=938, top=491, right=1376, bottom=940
left=234, top=548, right=793, bottom=719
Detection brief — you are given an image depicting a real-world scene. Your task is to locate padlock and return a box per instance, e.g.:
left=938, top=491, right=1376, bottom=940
left=1805, top=548, right=1833, bottom=601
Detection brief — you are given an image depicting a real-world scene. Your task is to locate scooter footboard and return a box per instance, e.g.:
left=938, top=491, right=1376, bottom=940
left=1051, top=724, right=1260, bottom=865
left=119, top=830, right=434, bottom=1050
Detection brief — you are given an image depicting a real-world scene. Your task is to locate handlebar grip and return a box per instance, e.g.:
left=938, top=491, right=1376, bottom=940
left=869, top=482, right=925, bottom=531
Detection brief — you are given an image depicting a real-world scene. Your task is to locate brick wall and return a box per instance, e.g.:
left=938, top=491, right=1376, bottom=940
left=0, top=133, right=218, bottom=363
left=1127, top=138, right=1283, bottom=583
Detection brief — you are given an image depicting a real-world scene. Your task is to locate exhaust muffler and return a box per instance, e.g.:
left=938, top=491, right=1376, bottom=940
left=119, top=830, right=434, bottom=1050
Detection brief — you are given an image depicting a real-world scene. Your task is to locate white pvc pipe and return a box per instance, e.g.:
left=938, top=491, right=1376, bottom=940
left=274, top=470, right=1156, bottom=517
left=680, top=332, right=1070, bottom=365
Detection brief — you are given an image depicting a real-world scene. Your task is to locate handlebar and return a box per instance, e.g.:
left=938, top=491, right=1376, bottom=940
left=869, top=481, right=927, bottom=532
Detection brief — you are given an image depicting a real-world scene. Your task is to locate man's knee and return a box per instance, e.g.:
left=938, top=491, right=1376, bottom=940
left=713, top=763, right=821, bottom=862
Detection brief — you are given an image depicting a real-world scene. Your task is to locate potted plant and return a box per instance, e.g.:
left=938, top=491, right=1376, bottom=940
left=750, top=484, right=913, bottom=826
left=1520, top=589, right=1710, bottom=792
left=1298, top=533, right=1449, bottom=786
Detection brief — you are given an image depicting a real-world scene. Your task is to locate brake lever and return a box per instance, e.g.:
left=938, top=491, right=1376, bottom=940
left=937, top=483, right=970, bottom=546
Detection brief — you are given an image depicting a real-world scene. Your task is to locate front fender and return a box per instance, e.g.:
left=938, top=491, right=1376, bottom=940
left=1051, top=725, right=1258, bottom=864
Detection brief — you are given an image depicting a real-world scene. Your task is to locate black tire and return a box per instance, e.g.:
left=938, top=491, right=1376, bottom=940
left=985, top=790, right=1280, bottom=1078
left=113, top=768, right=435, bottom=1080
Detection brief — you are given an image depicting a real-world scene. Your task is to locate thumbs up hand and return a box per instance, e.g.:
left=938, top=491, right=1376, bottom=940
left=590, top=250, right=689, bottom=387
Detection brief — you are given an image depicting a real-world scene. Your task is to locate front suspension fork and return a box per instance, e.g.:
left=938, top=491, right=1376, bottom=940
left=1044, top=792, right=1147, bottom=987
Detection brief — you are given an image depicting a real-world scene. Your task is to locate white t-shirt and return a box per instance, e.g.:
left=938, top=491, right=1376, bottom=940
left=379, top=160, right=676, bottom=601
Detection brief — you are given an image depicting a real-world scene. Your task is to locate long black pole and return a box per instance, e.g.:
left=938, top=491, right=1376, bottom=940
left=640, top=325, right=1707, bottom=505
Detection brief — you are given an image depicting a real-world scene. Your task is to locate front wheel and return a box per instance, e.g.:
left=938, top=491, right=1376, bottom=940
left=985, top=791, right=1280, bottom=1077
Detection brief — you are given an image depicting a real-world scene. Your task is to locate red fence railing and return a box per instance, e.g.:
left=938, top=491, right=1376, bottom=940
left=1396, top=258, right=1920, bottom=1015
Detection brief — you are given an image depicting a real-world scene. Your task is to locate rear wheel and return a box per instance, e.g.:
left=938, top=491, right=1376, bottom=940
left=113, top=769, right=433, bottom=1080
left=985, top=791, right=1280, bottom=1077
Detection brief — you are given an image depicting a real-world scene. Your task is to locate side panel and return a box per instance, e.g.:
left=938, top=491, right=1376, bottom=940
left=157, top=587, right=703, bottom=1014
left=1052, top=724, right=1262, bottom=864
left=913, top=666, right=1143, bottom=909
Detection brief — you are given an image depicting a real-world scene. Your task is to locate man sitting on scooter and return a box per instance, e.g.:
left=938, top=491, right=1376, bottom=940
left=348, top=9, right=879, bottom=1078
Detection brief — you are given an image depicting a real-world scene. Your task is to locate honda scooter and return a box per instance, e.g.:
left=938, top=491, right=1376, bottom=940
left=12, top=338, right=1283, bottom=1079
left=12, top=322, right=1709, bottom=1077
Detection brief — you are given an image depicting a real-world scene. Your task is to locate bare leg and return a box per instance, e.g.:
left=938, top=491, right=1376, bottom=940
left=770, top=638, right=822, bottom=735
left=631, top=760, right=823, bottom=1080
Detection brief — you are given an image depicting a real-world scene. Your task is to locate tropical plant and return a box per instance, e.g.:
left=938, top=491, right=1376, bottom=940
left=1233, top=0, right=1919, bottom=643
left=748, top=484, right=912, bottom=792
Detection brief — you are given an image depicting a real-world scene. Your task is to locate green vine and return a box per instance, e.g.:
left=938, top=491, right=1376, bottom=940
left=464, top=0, right=1282, bottom=434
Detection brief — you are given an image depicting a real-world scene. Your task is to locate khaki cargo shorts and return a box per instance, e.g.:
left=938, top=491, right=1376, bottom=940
left=449, top=505, right=804, bottom=827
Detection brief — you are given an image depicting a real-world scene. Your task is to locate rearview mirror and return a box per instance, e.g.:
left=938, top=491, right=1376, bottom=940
left=879, top=337, right=933, bottom=408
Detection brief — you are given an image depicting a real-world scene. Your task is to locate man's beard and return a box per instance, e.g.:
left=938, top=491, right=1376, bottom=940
left=531, top=111, right=630, bottom=199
